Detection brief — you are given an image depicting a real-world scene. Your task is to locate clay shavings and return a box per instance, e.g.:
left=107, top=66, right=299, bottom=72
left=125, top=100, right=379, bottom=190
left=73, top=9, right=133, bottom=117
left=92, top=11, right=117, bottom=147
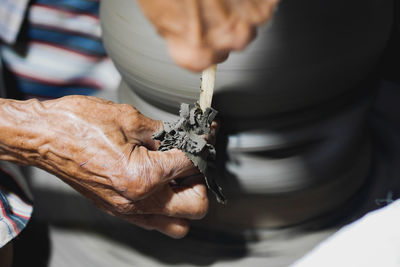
left=152, top=103, right=226, bottom=204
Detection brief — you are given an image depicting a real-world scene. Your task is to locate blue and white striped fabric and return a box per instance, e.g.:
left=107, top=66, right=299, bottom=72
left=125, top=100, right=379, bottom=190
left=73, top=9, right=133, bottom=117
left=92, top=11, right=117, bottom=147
left=0, top=190, right=32, bottom=247
left=1, top=0, right=120, bottom=99
left=0, top=164, right=33, bottom=248
left=0, top=0, right=120, bottom=247
left=0, top=0, right=29, bottom=44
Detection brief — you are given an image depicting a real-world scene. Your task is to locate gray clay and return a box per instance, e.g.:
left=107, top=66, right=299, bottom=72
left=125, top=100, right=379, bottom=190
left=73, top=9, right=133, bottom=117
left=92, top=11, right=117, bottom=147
left=152, top=103, right=226, bottom=204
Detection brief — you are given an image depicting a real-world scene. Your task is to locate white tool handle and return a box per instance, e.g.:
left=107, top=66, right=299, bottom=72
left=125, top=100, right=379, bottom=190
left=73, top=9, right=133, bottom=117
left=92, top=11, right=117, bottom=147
left=199, top=65, right=217, bottom=111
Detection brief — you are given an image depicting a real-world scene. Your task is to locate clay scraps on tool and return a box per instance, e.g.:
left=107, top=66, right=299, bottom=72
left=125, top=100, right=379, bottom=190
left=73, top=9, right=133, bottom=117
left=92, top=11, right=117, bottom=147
left=152, top=103, right=226, bottom=204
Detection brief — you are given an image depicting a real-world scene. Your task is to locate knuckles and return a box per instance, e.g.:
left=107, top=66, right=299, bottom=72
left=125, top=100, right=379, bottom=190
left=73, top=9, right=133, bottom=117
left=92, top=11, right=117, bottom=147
left=111, top=196, right=148, bottom=216
left=112, top=175, right=152, bottom=201
left=119, top=103, right=140, bottom=115
left=111, top=165, right=164, bottom=202
left=113, top=201, right=136, bottom=215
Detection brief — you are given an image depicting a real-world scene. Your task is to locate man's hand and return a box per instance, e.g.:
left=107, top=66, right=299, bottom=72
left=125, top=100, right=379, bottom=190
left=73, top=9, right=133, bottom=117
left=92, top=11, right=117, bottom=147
left=0, top=96, right=209, bottom=238
left=137, top=0, right=279, bottom=71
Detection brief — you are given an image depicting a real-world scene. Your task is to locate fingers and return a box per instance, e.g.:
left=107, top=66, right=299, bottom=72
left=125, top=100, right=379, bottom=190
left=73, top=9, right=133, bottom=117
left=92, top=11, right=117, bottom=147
left=244, top=0, right=280, bottom=25
left=119, top=112, right=217, bottom=206
left=166, top=22, right=254, bottom=71
left=117, top=147, right=198, bottom=200
left=150, top=148, right=199, bottom=180
left=210, top=19, right=257, bottom=51
left=203, top=120, right=220, bottom=145
left=136, top=117, right=163, bottom=151
left=132, top=175, right=209, bottom=220
left=73, top=178, right=193, bottom=239
left=124, top=214, right=190, bottom=239
left=113, top=176, right=208, bottom=238
left=138, top=0, right=279, bottom=71
left=122, top=117, right=219, bottom=201
left=116, top=104, right=163, bottom=150
left=167, top=39, right=228, bottom=72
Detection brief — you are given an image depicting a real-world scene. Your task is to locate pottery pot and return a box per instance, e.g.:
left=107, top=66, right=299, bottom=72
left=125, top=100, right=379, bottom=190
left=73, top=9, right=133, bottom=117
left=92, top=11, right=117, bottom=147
left=100, top=0, right=393, bottom=228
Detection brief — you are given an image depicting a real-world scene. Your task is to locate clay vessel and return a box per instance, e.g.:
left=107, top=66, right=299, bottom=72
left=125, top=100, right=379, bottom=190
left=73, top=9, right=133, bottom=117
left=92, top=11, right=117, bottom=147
left=100, top=0, right=393, bottom=228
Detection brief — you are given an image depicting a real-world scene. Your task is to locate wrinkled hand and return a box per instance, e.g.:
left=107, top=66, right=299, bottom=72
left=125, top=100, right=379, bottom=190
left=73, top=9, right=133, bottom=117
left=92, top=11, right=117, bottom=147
left=137, top=0, right=279, bottom=71
left=0, top=96, right=210, bottom=238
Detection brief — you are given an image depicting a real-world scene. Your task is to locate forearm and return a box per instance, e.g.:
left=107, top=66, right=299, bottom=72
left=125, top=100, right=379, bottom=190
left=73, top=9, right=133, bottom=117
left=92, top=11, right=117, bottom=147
left=0, top=98, right=48, bottom=166
left=0, top=97, right=98, bottom=177
left=0, top=97, right=116, bottom=189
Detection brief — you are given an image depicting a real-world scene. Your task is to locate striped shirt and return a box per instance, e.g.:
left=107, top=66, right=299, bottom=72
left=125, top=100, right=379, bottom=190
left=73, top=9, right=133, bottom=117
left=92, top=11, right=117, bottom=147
left=0, top=0, right=29, bottom=44
left=0, top=162, right=33, bottom=248
left=0, top=0, right=120, bottom=247
left=1, top=0, right=120, bottom=99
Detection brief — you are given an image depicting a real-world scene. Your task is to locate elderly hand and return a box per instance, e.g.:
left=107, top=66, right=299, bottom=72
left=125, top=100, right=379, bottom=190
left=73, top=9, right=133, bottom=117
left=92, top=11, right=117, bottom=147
left=137, top=0, right=279, bottom=71
left=0, top=96, right=209, bottom=238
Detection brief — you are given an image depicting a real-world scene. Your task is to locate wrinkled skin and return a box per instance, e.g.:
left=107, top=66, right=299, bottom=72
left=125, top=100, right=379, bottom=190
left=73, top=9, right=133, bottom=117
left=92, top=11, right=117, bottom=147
left=0, top=96, right=214, bottom=238
left=137, top=0, right=280, bottom=71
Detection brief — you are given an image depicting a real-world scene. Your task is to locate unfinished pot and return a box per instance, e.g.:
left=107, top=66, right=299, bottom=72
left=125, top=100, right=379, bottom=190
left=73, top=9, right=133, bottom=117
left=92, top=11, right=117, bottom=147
left=100, top=0, right=393, bottom=229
